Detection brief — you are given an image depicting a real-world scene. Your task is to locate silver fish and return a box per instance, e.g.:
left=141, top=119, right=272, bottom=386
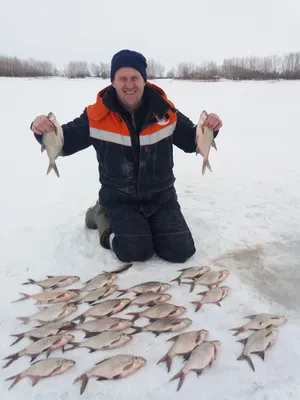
left=191, top=286, right=229, bottom=312
left=236, top=326, right=278, bottom=371
left=185, top=270, right=230, bottom=292
left=9, top=321, right=76, bottom=346
left=130, top=292, right=172, bottom=308
left=5, top=358, right=75, bottom=390
left=157, top=329, right=209, bottom=372
left=103, top=263, right=133, bottom=274
left=127, top=303, right=186, bottom=322
left=3, top=334, right=74, bottom=368
left=41, top=112, right=64, bottom=177
left=61, top=317, right=134, bottom=338
left=16, top=302, right=78, bottom=325
left=21, top=275, right=80, bottom=290
left=230, top=313, right=288, bottom=336
left=170, top=266, right=211, bottom=285
left=74, top=285, right=119, bottom=305
left=74, top=355, right=146, bottom=395
left=72, top=298, right=131, bottom=323
left=170, top=340, right=221, bottom=391
left=64, top=331, right=132, bottom=353
left=11, top=289, right=80, bottom=304
left=117, top=281, right=171, bottom=297
left=81, top=272, right=118, bottom=292
left=195, top=110, right=217, bottom=175
left=133, top=317, right=193, bottom=337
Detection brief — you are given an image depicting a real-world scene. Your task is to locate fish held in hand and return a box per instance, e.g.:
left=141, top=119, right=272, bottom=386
left=191, top=286, right=229, bottom=312
left=11, top=289, right=80, bottom=304
left=41, top=112, right=64, bottom=177
left=170, top=266, right=211, bottom=286
left=195, top=110, right=217, bottom=175
left=16, top=303, right=78, bottom=325
left=73, top=355, right=146, bottom=395
left=130, top=292, right=172, bottom=308
left=127, top=303, right=186, bottom=322
left=157, top=329, right=209, bottom=372
left=169, top=340, right=221, bottom=391
left=132, top=317, right=193, bottom=337
left=236, top=326, right=278, bottom=371
left=5, top=358, right=75, bottom=390
left=117, top=281, right=171, bottom=297
left=230, top=313, right=288, bottom=336
left=9, top=321, right=76, bottom=346
left=21, top=275, right=80, bottom=290
left=2, top=334, right=74, bottom=368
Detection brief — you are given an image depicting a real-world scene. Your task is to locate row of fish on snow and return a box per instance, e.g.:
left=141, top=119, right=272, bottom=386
left=3, top=263, right=288, bottom=394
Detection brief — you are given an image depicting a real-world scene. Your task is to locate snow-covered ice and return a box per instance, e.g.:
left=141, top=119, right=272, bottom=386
left=0, top=77, right=299, bottom=399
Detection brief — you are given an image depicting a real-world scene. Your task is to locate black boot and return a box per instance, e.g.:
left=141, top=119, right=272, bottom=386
left=85, top=201, right=111, bottom=249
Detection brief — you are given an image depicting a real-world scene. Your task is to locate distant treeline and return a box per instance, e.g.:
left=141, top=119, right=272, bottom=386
left=1, top=51, right=300, bottom=80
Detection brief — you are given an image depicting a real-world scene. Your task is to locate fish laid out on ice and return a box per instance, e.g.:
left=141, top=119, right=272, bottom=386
left=132, top=317, right=193, bottom=337
left=236, top=326, right=278, bottom=371
left=230, top=313, right=288, bottom=336
left=127, top=303, right=186, bottom=322
left=16, top=303, right=78, bottom=325
left=74, top=355, right=146, bottom=395
left=9, top=321, right=76, bottom=346
left=103, top=263, right=133, bottom=274
left=195, top=110, right=217, bottom=175
left=185, top=270, right=230, bottom=292
left=74, top=285, right=119, bottom=305
left=64, top=331, right=132, bottom=353
left=80, top=272, right=118, bottom=292
left=72, top=298, right=132, bottom=323
left=191, top=287, right=229, bottom=312
left=129, top=292, right=172, bottom=308
left=61, top=317, right=134, bottom=338
left=169, top=340, right=221, bottom=391
left=170, top=266, right=211, bottom=286
left=21, top=275, right=80, bottom=290
left=11, top=289, right=80, bottom=304
left=41, top=112, right=64, bottom=177
left=157, top=329, right=209, bottom=372
left=117, top=281, right=171, bottom=297
left=5, top=358, right=75, bottom=390
left=2, top=334, right=74, bottom=368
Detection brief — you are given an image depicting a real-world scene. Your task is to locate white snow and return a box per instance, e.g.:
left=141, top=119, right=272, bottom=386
left=0, top=77, right=300, bottom=399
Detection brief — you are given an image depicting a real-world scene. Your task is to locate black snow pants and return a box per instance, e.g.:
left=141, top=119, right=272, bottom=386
left=105, top=195, right=196, bottom=263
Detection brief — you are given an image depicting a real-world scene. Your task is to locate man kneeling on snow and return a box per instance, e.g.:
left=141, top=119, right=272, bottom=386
left=30, top=49, right=223, bottom=263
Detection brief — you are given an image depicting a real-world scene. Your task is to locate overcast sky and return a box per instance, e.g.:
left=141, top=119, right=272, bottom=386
left=1, top=0, right=299, bottom=71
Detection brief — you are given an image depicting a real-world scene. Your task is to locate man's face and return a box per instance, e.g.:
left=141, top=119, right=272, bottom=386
left=112, top=67, right=145, bottom=111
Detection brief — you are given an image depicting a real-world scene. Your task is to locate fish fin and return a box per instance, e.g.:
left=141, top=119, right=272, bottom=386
left=88, top=348, right=97, bottom=353
left=195, top=368, right=204, bottom=376
left=182, top=352, right=192, bottom=361
left=215, top=301, right=221, bottom=307
left=166, top=334, right=179, bottom=342
left=116, top=290, right=127, bottom=297
left=129, top=326, right=142, bottom=335
left=5, top=373, right=22, bottom=390
left=169, top=371, right=185, bottom=391
left=196, top=290, right=208, bottom=295
left=21, top=278, right=36, bottom=285
left=72, top=314, right=85, bottom=324
left=170, top=277, right=181, bottom=286
left=202, top=159, right=212, bottom=176
left=47, top=162, right=60, bottom=178
left=190, top=301, right=202, bottom=312
left=47, top=275, right=54, bottom=278
left=153, top=331, right=161, bottom=337
left=157, top=353, right=172, bottom=372
left=2, top=352, right=19, bottom=369
left=212, top=140, right=217, bottom=150
left=84, top=331, right=99, bottom=339
left=73, top=373, right=89, bottom=395
left=244, top=314, right=258, bottom=319
left=11, top=292, right=31, bottom=303
left=16, top=316, right=30, bottom=324
left=230, top=327, right=244, bottom=336
left=253, top=351, right=265, bottom=361
left=31, top=376, right=40, bottom=387
left=97, top=376, right=109, bottom=381
left=41, top=144, right=45, bottom=152
left=236, top=338, right=248, bottom=345
left=126, top=312, right=140, bottom=322
left=237, top=354, right=255, bottom=372
left=30, top=354, right=39, bottom=362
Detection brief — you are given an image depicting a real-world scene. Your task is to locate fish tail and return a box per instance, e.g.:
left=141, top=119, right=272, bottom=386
left=202, top=159, right=212, bottom=176
left=157, top=353, right=172, bottom=372
left=5, top=373, right=22, bottom=390
left=47, top=162, right=60, bottom=177
left=9, top=334, right=23, bottom=346
left=190, top=301, right=203, bottom=312
left=130, top=326, right=142, bottom=335
left=237, top=354, right=255, bottom=372
left=126, top=312, right=140, bottom=322
left=73, top=373, right=89, bottom=395
left=21, top=278, right=36, bottom=286
left=2, top=352, right=19, bottom=369
left=11, top=293, right=31, bottom=303
left=212, top=140, right=217, bottom=150
left=71, top=314, right=85, bottom=323
left=16, top=316, right=30, bottom=324
left=170, top=277, right=181, bottom=286
left=230, top=327, right=244, bottom=336
left=169, top=371, right=185, bottom=391
left=116, top=290, right=127, bottom=297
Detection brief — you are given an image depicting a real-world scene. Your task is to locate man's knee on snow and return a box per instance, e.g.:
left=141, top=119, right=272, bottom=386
left=155, top=233, right=196, bottom=263
left=111, top=234, right=154, bottom=263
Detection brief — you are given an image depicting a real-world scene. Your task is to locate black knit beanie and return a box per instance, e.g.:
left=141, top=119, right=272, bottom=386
left=110, top=49, right=147, bottom=82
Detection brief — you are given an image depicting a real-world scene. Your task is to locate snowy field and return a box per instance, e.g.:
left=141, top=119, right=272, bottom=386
left=0, top=76, right=300, bottom=399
